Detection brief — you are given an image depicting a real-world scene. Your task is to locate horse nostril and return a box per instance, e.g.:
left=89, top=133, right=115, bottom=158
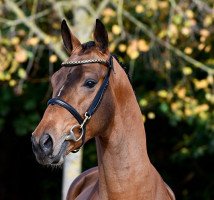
left=40, top=133, right=53, bottom=156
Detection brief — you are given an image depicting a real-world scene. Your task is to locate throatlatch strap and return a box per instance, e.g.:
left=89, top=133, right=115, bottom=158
left=47, top=98, right=84, bottom=124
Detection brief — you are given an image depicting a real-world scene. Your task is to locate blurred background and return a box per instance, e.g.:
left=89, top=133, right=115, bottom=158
left=0, top=0, right=214, bottom=199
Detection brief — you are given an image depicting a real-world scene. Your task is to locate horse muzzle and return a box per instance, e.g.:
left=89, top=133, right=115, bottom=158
left=31, top=134, right=68, bottom=165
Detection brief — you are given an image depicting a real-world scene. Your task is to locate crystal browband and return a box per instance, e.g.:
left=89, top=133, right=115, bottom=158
left=61, top=59, right=108, bottom=67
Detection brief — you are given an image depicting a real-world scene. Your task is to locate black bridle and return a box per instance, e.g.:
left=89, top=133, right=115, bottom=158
left=47, top=55, right=113, bottom=153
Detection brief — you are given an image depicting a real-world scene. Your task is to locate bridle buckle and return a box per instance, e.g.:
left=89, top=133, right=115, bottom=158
left=65, top=112, right=91, bottom=142
left=80, top=112, right=91, bottom=129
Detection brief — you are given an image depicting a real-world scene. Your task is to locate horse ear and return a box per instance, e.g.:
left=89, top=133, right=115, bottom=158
left=93, top=19, right=109, bottom=52
left=61, top=19, right=81, bottom=54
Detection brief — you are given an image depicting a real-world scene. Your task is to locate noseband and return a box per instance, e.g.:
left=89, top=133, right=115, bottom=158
left=47, top=56, right=113, bottom=153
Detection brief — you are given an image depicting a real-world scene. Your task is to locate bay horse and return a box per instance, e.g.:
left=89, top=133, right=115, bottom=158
left=31, top=19, right=175, bottom=200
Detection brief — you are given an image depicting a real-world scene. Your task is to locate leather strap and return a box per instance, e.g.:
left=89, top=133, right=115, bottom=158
left=86, top=56, right=113, bottom=117
left=47, top=98, right=84, bottom=124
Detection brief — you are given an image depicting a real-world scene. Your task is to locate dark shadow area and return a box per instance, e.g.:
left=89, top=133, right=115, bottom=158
left=0, top=131, right=62, bottom=200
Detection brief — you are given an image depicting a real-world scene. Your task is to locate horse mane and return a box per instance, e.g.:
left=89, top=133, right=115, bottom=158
left=81, top=41, right=96, bottom=50
left=111, top=54, right=130, bottom=81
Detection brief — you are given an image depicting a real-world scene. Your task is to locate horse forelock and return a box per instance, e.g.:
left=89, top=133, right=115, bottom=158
left=81, top=41, right=96, bottom=52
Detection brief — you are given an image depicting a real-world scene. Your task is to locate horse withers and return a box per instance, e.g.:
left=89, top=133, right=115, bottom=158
left=31, top=19, right=175, bottom=200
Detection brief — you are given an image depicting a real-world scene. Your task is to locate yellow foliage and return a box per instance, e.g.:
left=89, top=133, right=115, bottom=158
left=109, top=43, right=115, bottom=52
left=51, top=36, right=59, bottom=43
left=203, top=15, right=213, bottom=27
left=44, top=36, right=51, bottom=44
left=148, top=112, right=155, bottom=119
left=103, top=16, right=110, bottom=24
left=112, top=25, right=121, bottom=35
left=165, top=60, right=171, bottom=69
left=199, top=112, right=208, bottom=120
left=148, top=0, right=158, bottom=10
left=158, top=1, right=169, bottom=9
left=0, top=72, right=11, bottom=81
left=135, top=4, right=144, bottom=13
left=181, top=147, right=189, bottom=155
left=0, top=72, right=7, bottom=81
left=184, top=108, right=193, bottom=117
left=137, top=39, right=149, bottom=52
left=49, top=54, right=58, bottom=63
left=184, top=47, right=193, bottom=55
left=184, top=19, right=196, bottom=27
left=158, top=30, right=167, bottom=39
left=171, top=102, right=182, bottom=111
left=200, top=36, right=206, bottom=43
left=18, top=68, right=26, bottom=79
left=182, top=67, right=192, bottom=75
left=15, top=48, right=28, bottom=63
left=4, top=73, right=11, bottom=80
left=102, top=8, right=116, bottom=17
left=142, top=114, right=146, bottom=123
left=128, top=50, right=139, bottom=59
left=181, top=27, right=191, bottom=36
left=17, top=29, right=26, bottom=36
left=26, top=37, right=39, bottom=46
left=53, top=22, right=60, bottom=29
left=11, top=37, right=20, bottom=45
left=207, top=75, right=213, bottom=85
left=198, top=43, right=205, bottom=50
left=9, top=79, right=16, bottom=87
left=118, top=44, right=127, bottom=52
left=0, top=47, right=11, bottom=71
left=177, top=87, right=186, bottom=99
left=205, top=45, right=211, bottom=52
left=205, top=93, right=214, bottom=104
left=206, top=59, right=214, bottom=65
left=168, top=24, right=178, bottom=37
left=200, top=29, right=210, bottom=38
left=194, top=104, right=209, bottom=114
left=186, top=10, right=194, bottom=19
left=158, top=90, right=168, bottom=98
left=193, top=79, right=209, bottom=90
left=8, top=60, right=19, bottom=74
left=102, top=8, right=116, bottom=23
left=127, top=40, right=139, bottom=59
left=108, top=33, right=113, bottom=42
left=139, top=99, right=148, bottom=107
left=183, top=102, right=209, bottom=117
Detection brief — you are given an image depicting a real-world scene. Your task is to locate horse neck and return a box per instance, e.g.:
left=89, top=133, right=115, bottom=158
left=95, top=59, right=153, bottom=199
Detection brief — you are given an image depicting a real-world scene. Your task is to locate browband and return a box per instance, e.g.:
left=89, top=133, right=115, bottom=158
left=62, top=58, right=108, bottom=67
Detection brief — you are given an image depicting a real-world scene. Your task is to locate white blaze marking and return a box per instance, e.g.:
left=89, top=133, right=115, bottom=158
left=57, top=85, right=64, bottom=97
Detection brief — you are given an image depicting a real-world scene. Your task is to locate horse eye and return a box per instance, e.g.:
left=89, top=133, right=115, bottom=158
left=84, top=79, right=97, bottom=88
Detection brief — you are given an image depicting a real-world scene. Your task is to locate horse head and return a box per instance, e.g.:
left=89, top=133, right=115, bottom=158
left=31, top=19, right=116, bottom=165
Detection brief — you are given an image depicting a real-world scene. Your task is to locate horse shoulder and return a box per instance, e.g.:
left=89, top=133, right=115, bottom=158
left=66, top=166, right=99, bottom=200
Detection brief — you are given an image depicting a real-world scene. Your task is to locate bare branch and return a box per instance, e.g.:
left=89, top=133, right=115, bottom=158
left=47, top=0, right=74, bottom=28
left=193, top=0, right=214, bottom=14
left=111, top=2, right=214, bottom=75
left=2, top=9, right=50, bottom=27
left=5, top=0, right=67, bottom=61
left=83, top=0, right=110, bottom=40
